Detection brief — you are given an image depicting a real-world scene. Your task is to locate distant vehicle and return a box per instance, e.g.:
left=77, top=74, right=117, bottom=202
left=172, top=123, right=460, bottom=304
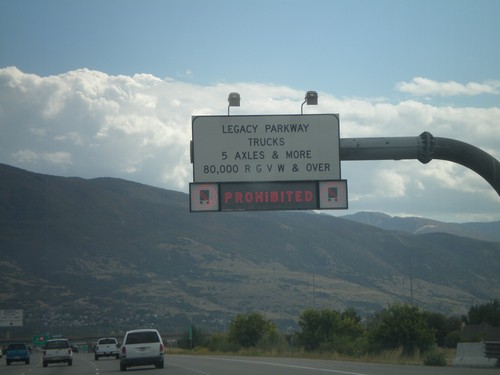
left=119, top=329, right=164, bottom=371
left=70, top=344, right=79, bottom=353
left=95, top=337, right=119, bottom=360
left=5, top=343, right=30, bottom=365
left=42, top=339, right=73, bottom=367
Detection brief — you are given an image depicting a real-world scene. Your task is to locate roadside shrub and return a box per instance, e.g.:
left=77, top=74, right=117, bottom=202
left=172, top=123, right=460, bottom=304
left=338, top=335, right=368, bottom=357
left=319, top=335, right=368, bottom=357
left=422, top=349, right=447, bottom=366
left=208, top=332, right=238, bottom=352
left=444, top=330, right=462, bottom=348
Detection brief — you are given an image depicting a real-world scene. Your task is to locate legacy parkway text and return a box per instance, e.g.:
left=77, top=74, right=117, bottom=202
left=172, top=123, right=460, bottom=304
left=223, top=123, right=310, bottom=147
left=222, top=123, right=310, bottom=134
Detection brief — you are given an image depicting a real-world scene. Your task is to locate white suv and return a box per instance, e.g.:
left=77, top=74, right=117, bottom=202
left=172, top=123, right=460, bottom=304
left=95, top=337, right=120, bottom=360
left=43, top=339, right=73, bottom=367
left=119, top=329, right=164, bottom=371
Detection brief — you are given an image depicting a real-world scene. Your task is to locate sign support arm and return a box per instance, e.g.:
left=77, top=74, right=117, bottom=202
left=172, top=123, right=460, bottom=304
left=339, top=131, right=500, bottom=196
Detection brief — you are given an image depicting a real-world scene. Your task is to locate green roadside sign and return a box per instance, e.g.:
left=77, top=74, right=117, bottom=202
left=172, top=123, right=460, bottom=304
left=33, top=334, right=50, bottom=347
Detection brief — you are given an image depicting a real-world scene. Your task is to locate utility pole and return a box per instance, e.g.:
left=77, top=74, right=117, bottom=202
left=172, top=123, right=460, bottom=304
left=409, top=249, right=414, bottom=306
left=312, top=275, right=316, bottom=310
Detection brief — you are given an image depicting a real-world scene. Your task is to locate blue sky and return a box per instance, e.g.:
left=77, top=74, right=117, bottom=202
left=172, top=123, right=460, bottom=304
left=1, top=0, right=499, bottom=222
left=2, top=0, right=499, bottom=104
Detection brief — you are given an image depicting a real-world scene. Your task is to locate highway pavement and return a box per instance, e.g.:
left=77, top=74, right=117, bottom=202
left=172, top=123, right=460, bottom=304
left=2, top=351, right=498, bottom=375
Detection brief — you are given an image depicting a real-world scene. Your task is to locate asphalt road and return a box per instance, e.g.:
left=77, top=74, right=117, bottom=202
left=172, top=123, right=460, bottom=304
left=1, top=351, right=498, bottom=375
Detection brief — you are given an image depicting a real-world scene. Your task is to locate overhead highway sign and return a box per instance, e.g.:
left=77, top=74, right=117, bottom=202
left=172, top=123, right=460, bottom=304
left=191, top=114, right=340, bottom=183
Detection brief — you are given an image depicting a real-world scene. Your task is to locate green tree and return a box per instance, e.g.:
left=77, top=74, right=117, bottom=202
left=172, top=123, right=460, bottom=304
left=297, top=308, right=365, bottom=353
left=297, top=309, right=340, bottom=351
left=468, top=300, right=500, bottom=326
left=367, top=303, right=435, bottom=356
left=228, top=313, right=278, bottom=348
left=427, top=312, right=462, bottom=347
left=339, top=308, right=365, bottom=337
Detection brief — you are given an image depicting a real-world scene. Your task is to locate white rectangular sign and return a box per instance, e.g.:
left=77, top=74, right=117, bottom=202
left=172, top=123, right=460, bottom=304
left=0, top=309, right=23, bottom=327
left=192, top=114, right=340, bottom=183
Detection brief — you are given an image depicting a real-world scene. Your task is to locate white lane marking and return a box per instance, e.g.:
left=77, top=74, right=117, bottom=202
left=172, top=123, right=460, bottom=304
left=178, top=356, right=367, bottom=375
left=171, top=363, right=210, bottom=375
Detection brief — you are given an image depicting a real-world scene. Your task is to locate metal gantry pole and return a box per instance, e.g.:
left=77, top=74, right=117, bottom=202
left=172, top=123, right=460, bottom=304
left=339, top=131, right=500, bottom=196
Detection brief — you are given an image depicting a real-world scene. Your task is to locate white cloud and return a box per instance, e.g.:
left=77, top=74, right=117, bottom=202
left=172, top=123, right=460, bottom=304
left=374, top=169, right=408, bottom=198
left=1, top=67, right=499, bottom=222
left=11, top=149, right=73, bottom=167
left=396, top=77, right=500, bottom=97
left=11, top=149, right=40, bottom=164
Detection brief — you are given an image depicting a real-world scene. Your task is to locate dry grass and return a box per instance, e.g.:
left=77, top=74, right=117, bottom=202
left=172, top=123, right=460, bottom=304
left=167, top=346, right=457, bottom=366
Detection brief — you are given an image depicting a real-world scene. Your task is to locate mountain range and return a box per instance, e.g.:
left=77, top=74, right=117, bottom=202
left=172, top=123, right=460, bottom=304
left=342, top=211, right=500, bottom=243
left=1, top=163, right=499, bottom=335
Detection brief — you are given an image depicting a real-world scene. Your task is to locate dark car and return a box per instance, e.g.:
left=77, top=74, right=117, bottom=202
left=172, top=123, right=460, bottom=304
left=5, top=343, right=30, bottom=365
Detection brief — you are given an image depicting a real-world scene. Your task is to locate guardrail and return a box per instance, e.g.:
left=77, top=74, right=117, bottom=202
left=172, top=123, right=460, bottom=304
left=484, top=341, right=500, bottom=359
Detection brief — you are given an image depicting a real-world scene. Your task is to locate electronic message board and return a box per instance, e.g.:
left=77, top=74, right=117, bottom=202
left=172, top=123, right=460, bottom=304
left=220, top=181, right=318, bottom=211
left=189, top=180, right=348, bottom=212
left=191, top=114, right=340, bottom=183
